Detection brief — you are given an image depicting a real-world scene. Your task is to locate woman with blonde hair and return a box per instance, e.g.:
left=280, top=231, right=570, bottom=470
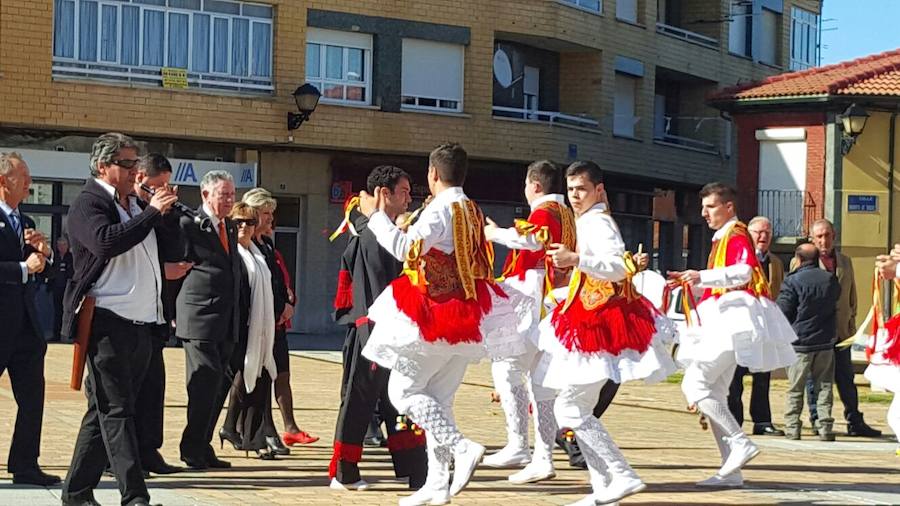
left=219, top=202, right=279, bottom=458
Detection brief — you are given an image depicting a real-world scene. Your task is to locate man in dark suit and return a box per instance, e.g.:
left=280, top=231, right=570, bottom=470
left=0, top=152, right=58, bottom=486
left=177, top=170, right=241, bottom=469
left=51, top=236, right=74, bottom=341
left=60, top=133, right=178, bottom=506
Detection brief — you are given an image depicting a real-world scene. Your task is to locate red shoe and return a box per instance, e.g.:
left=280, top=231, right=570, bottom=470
left=283, top=431, right=319, bottom=446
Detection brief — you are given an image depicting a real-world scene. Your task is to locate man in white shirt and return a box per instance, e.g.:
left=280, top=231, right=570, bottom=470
left=61, top=133, right=177, bottom=506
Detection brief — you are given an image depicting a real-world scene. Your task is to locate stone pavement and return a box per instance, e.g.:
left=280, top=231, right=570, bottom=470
left=1, top=344, right=898, bottom=506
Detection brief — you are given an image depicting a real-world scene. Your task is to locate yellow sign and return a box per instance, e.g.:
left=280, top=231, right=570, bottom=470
left=161, top=67, right=188, bottom=89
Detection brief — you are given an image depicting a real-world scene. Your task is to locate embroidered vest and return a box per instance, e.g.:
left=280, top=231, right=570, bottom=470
left=704, top=221, right=769, bottom=299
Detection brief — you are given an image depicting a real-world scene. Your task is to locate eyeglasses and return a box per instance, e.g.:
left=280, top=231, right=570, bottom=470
left=233, top=218, right=258, bottom=227
left=110, top=159, right=140, bottom=169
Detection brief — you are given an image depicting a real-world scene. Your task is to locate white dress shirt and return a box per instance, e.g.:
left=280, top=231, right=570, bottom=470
left=368, top=186, right=468, bottom=261
left=88, top=179, right=164, bottom=324
left=489, top=193, right=567, bottom=252
left=697, top=218, right=753, bottom=289
left=0, top=199, right=27, bottom=283
left=574, top=202, right=628, bottom=282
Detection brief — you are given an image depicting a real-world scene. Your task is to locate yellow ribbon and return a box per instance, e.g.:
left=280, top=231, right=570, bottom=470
left=328, top=196, right=360, bottom=242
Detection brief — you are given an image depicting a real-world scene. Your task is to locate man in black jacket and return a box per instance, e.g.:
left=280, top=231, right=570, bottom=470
left=50, top=236, right=74, bottom=342
left=0, top=152, right=58, bottom=487
left=176, top=169, right=241, bottom=469
left=776, top=243, right=841, bottom=441
left=61, top=133, right=178, bottom=506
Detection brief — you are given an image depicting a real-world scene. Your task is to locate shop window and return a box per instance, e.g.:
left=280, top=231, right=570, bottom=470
left=52, top=0, right=274, bottom=93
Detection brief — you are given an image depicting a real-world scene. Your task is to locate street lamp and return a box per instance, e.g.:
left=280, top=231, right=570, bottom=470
left=287, top=83, right=321, bottom=131
left=838, top=103, right=869, bottom=155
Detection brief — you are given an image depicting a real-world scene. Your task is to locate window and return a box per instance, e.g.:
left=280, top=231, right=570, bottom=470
left=728, top=0, right=751, bottom=57
left=561, top=0, right=602, bottom=13
left=305, top=28, right=372, bottom=105
left=616, top=0, right=637, bottom=23
left=401, top=38, right=464, bottom=113
left=613, top=73, right=638, bottom=138
left=790, top=7, right=820, bottom=70
left=51, top=0, right=274, bottom=93
left=759, top=8, right=780, bottom=66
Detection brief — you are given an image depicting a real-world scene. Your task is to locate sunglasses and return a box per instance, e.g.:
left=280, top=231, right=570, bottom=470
left=110, top=159, right=140, bottom=169
left=233, top=218, right=258, bottom=227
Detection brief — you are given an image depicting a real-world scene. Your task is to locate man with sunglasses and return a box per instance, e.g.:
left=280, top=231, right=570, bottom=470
left=61, top=133, right=178, bottom=506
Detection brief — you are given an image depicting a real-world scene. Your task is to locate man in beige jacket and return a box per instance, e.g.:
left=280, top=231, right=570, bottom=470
left=728, top=216, right=785, bottom=436
left=795, top=219, right=881, bottom=437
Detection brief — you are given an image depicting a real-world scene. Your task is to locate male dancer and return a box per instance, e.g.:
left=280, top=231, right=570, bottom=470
left=669, top=182, right=797, bottom=488
left=482, top=160, right=575, bottom=483
left=361, top=143, right=517, bottom=506
left=536, top=161, right=675, bottom=506
left=329, top=165, right=427, bottom=491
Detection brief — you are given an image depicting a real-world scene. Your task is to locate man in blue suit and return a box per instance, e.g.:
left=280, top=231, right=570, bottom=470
left=0, top=152, right=59, bottom=486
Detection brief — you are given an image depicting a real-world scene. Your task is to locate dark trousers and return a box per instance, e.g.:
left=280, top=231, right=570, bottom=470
left=333, top=324, right=426, bottom=485
left=808, top=345, right=862, bottom=425
left=0, top=317, right=47, bottom=473
left=53, top=287, right=65, bottom=340
left=179, top=338, right=235, bottom=461
left=728, top=366, right=773, bottom=426
left=135, top=328, right=168, bottom=458
left=592, top=381, right=620, bottom=418
left=62, top=310, right=153, bottom=505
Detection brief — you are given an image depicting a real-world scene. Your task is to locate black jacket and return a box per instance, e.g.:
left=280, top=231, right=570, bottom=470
left=61, top=179, right=170, bottom=339
left=175, top=207, right=241, bottom=342
left=0, top=209, right=44, bottom=342
left=776, top=263, right=841, bottom=352
left=255, top=235, right=288, bottom=321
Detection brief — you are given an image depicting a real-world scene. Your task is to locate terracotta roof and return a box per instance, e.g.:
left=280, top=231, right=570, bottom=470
left=711, top=48, right=900, bottom=102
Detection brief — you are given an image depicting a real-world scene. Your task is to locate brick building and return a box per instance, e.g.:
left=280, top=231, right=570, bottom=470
left=0, top=0, right=822, bottom=333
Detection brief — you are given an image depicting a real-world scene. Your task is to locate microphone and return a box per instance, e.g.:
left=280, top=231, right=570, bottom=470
left=140, top=183, right=212, bottom=231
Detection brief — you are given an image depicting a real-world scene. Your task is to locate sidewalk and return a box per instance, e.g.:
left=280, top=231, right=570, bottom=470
left=0, top=343, right=897, bottom=505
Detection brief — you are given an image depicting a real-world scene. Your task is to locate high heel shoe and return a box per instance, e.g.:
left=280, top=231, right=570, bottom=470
left=255, top=449, right=276, bottom=460
left=282, top=430, right=319, bottom=446
left=267, top=436, right=291, bottom=456
left=219, top=427, right=242, bottom=451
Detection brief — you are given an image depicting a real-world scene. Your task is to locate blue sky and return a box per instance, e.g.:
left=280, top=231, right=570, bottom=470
left=820, top=0, right=900, bottom=64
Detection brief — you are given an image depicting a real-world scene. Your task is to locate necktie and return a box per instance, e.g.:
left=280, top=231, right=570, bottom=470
left=8, top=211, right=21, bottom=238
left=218, top=221, right=230, bottom=254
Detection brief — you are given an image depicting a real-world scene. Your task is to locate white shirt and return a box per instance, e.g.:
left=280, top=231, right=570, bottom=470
left=697, top=217, right=753, bottom=289
left=489, top=193, right=567, bottom=252
left=202, top=203, right=222, bottom=229
left=368, top=186, right=468, bottom=261
left=573, top=203, right=628, bottom=282
left=0, top=199, right=27, bottom=283
left=88, top=178, right=165, bottom=324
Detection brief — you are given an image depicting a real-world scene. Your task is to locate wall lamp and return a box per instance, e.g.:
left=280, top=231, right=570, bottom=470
left=287, top=83, right=321, bottom=131
left=838, top=103, right=869, bottom=155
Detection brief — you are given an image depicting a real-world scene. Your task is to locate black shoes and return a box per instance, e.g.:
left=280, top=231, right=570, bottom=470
left=141, top=451, right=182, bottom=475
left=847, top=421, right=882, bottom=437
left=753, top=423, right=786, bottom=436
left=12, top=468, right=61, bottom=486
left=266, top=436, right=291, bottom=456
left=61, top=492, right=101, bottom=506
left=219, top=427, right=242, bottom=451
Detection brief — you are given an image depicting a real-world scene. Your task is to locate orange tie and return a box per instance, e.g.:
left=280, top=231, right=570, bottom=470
left=218, top=221, right=230, bottom=254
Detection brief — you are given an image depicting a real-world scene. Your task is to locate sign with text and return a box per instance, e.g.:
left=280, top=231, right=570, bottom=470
left=330, top=181, right=353, bottom=204
left=161, top=68, right=188, bottom=89
left=3, top=148, right=257, bottom=188
left=848, top=195, right=878, bottom=213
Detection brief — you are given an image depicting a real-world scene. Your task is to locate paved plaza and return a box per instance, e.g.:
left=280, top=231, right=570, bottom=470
left=1, top=344, right=898, bottom=505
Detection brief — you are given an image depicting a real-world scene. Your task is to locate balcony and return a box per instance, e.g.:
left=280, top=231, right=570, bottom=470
left=492, top=37, right=602, bottom=134
left=655, top=0, right=722, bottom=50
left=653, top=68, right=724, bottom=155
left=757, top=190, right=818, bottom=238
left=655, top=23, right=718, bottom=49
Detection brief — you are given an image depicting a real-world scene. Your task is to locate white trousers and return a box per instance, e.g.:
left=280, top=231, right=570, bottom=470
left=681, top=348, right=738, bottom=405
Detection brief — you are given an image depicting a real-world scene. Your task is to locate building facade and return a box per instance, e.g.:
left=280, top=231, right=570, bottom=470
left=0, top=0, right=821, bottom=333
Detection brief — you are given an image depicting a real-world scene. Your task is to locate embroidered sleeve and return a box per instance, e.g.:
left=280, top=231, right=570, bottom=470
left=577, top=213, right=627, bottom=281
left=367, top=205, right=446, bottom=262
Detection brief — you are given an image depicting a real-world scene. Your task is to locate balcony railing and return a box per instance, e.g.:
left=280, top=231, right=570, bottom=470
left=653, top=115, right=721, bottom=154
left=492, top=106, right=600, bottom=129
left=757, top=190, right=817, bottom=238
left=655, top=22, right=719, bottom=49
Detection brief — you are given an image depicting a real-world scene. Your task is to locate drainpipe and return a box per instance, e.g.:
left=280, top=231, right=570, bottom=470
left=889, top=111, right=898, bottom=253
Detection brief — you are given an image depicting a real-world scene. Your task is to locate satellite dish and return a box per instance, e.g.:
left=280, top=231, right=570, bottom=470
left=493, top=49, right=513, bottom=88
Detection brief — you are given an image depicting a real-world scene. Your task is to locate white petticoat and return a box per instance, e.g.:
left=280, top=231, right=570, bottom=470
left=676, top=291, right=797, bottom=372
left=533, top=310, right=678, bottom=389
left=864, top=364, right=900, bottom=393
left=360, top=284, right=521, bottom=374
